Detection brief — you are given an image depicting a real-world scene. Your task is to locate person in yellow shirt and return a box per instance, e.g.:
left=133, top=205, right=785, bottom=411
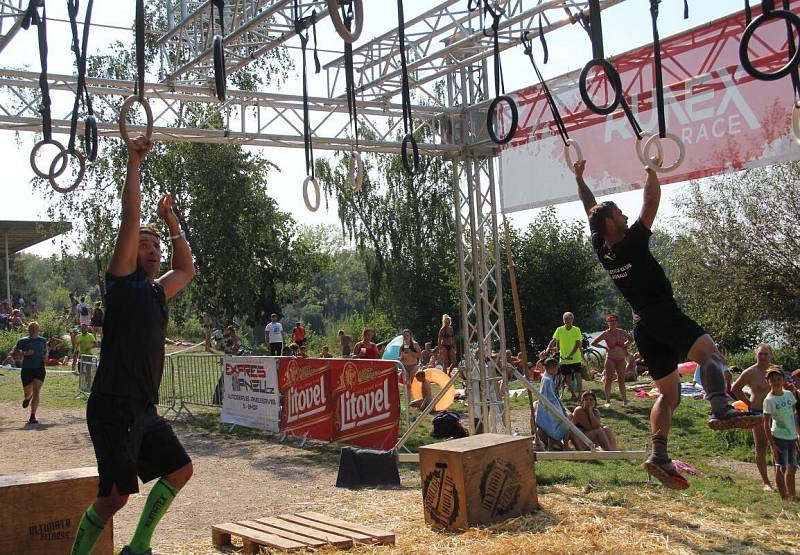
left=544, top=312, right=583, bottom=400
left=72, top=324, right=97, bottom=372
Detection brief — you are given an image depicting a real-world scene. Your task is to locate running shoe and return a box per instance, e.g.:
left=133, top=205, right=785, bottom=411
left=644, top=455, right=690, bottom=490
left=22, top=397, right=31, bottom=408
left=27, top=416, right=38, bottom=425
left=707, top=406, right=763, bottom=431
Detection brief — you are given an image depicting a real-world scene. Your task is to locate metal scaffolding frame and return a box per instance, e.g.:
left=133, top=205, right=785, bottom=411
left=0, top=0, right=630, bottom=435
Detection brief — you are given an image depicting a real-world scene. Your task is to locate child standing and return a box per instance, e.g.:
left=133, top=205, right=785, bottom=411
left=763, top=367, right=798, bottom=501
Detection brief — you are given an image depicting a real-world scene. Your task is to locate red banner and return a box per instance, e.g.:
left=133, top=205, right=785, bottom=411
left=499, top=2, right=800, bottom=212
left=279, top=358, right=334, bottom=442
left=332, top=360, right=400, bottom=450
left=278, top=358, right=399, bottom=449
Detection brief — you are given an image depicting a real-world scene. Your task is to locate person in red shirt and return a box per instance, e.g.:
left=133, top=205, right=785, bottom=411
left=353, top=327, right=379, bottom=359
left=292, top=322, right=306, bottom=347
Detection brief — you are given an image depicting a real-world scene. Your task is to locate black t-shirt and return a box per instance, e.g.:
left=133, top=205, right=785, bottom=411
left=91, top=267, right=168, bottom=404
left=591, top=219, right=676, bottom=316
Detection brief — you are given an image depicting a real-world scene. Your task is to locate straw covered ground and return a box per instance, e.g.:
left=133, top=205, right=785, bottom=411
left=1, top=371, right=800, bottom=554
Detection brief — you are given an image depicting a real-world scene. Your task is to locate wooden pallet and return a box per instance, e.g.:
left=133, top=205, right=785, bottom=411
left=212, top=511, right=395, bottom=553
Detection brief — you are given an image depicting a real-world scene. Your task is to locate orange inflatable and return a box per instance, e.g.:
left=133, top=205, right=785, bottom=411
left=677, top=361, right=698, bottom=376
left=410, top=368, right=455, bottom=411
left=732, top=400, right=748, bottom=411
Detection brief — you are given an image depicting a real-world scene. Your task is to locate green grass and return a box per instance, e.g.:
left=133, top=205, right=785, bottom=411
left=3, top=369, right=798, bottom=519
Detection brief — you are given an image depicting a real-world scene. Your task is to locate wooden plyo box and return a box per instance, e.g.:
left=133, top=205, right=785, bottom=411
left=419, top=433, right=538, bottom=531
left=0, top=467, right=113, bottom=555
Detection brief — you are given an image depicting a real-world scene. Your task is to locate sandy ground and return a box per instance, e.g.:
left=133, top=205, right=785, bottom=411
left=2, top=401, right=799, bottom=555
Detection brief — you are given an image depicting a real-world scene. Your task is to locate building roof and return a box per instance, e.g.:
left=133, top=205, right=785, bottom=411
left=0, top=220, right=72, bottom=254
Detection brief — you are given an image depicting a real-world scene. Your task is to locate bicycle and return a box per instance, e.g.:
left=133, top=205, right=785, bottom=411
left=581, top=333, right=605, bottom=381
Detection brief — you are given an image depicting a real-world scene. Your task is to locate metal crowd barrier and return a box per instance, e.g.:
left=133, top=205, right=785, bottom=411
left=74, top=352, right=224, bottom=420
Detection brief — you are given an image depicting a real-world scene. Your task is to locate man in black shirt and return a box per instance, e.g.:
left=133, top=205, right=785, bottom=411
left=71, top=135, right=195, bottom=555
left=574, top=159, right=762, bottom=490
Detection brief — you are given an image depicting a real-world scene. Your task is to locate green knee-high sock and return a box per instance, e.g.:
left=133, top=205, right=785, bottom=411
left=71, top=505, right=106, bottom=555
left=129, top=478, right=179, bottom=553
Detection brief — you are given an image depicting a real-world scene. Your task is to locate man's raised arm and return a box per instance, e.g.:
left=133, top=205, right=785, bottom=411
left=574, top=160, right=597, bottom=217
left=108, top=136, right=151, bottom=277
left=156, top=195, right=195, bottom=301
left=639, top=166, right=661, bottom=230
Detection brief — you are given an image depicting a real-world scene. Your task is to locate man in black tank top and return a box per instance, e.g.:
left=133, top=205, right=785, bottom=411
left=71, top=135, right=195, bottom=555
left=573, top=159, right=762, bottom=491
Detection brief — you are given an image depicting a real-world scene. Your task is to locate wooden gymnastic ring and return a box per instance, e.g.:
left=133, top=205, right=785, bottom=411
left=84, top=115, right=98, bottom=162
left=118, top=95, right=154, bottom=146
left=30, top=139, right=67, bottom=180
left=303, top=175, right=320, bottom=212
left=643, top=132, right=685, bottom=173
left=635, top=132, right=664, bottom=167
left=348, top=151, right=364, bottom=192
left=401, top=133, right=420, bottom=175
left=579, top=58, right=622, bottom=115
left=48, top=148, right=85, bottom=193
left=486, top=95, right=518, bottom=145
left=792, top=100, right=800, bottom=142
left=326, top=0, right=363, bottom=43
left=213, top=35, right=226, bottom=102
left=739, top=9, right=800, bottom=82
left=563, top=139, right=584, bottom=174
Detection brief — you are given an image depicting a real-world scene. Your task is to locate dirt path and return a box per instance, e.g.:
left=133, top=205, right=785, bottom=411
left=2, top=401, right=799, bottom=554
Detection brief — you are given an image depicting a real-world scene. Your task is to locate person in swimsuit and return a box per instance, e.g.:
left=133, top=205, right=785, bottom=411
left=574, top=158, right=761, bottom=490
left=592, top=314, right=634, bottom=407
left=731, top=343, right=776, bottom=492
left=338, top=329, right=352, bottom=357
left=353, top=327, right=379, bottom=359
left=398, top=328, right=422, bottom=382
left=438, top=314, right=456, bottom=374
left=572, top=390, right=618, bottom=451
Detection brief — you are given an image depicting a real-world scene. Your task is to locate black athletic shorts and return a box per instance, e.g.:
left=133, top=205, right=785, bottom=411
left=21, top=367, right=46, bottom=386
left=268, top=342, right=282, bottom=356
left=558, top=362, right=582, bottom=376
left=633, top=304, right=706, bottom=381
left=86, top=394, right=191, bottom=497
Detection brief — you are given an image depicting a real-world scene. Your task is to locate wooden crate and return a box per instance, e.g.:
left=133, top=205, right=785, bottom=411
left=419, top=433, right=538, bottom=531
left=212, top=511, right=394, bottom=553
left=0, top=467, right=113, bottom=555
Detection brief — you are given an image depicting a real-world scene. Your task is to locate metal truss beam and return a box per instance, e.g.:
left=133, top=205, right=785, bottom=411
left=325, top=0, right=626, bottom=103
left=0, top=0, right=27, bottom=54
left=0, top=69, right=458, bottom=153
left=157, top=0, right=329, bottom=87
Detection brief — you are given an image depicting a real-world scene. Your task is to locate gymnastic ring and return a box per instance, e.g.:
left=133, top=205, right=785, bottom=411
left=30, top=139, right=68, bottom=180
left=348, top=151, right=364, bottom=192
left=579, top=58, right=623, bottom=115
left=118, top=95, right=154, bottom=147
left=563, top=139, right=584, bottom=174
left=326, top=0, right=363, bottom=43
left=643, top=132, right=685, bottom=173
left=47, top=148, right=85, bottom=194
left=401, top=133, right=420, bottom=175
left=213, top=35, right=226, bottom=102
left=635, top=132, right=664, bottom=167
left=486, top=95, right=518, bottom=145
left=84, top=115, right=98, bottom=162
left=739, top=9, right=800, bottom=81
left=792, top=100, right=800, bottom=142
left=302, top=175, right=320, bottom=212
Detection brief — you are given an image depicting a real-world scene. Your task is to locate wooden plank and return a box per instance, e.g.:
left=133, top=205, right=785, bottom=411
left=0, top=467, right=100, bottom=488
left=276, top=514, right=367, bottom=545
left=534, top=450, right=647, bottom=461
left=295, top=512, right=395, bottom=544
left=246, top=518, right=329, bottom=548
left=418, top=433, right=531, bottom=454
left=212, top=523, right=306, bottom=551
left=398, top=453, right=420, bottom=463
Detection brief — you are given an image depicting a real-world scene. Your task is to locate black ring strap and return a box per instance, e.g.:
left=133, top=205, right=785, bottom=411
left=67, top=0, right=97, bottom=161
left=397, top=0, right=419, bottom=175
left=211, top=0, right=226, bottom=101
left=521, top=32, right=569, bottom=146
left=342, top=4, right=358, bottom=150
left=23, top=0, right=52, bottom=142
left=294, top=1, right=318, bottom=179
left=135, top=0, right=145, bottom=101
left=578, top=0, right=622, bottom=115
left=650, top=0, right=666, bottom=139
